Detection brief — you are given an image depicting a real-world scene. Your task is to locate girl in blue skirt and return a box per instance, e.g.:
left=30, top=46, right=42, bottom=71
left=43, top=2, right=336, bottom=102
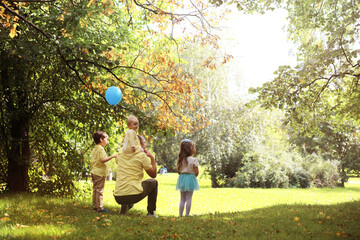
left=176, top=139, right=199, bottom=217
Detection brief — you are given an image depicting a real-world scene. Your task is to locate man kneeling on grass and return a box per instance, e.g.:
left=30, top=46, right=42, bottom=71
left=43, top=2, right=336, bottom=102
left=113, top=135, right=158, bottom=217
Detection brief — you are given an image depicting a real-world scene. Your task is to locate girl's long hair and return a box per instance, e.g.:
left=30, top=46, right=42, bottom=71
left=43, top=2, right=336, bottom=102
left=177, top=141, right=195, bottom=173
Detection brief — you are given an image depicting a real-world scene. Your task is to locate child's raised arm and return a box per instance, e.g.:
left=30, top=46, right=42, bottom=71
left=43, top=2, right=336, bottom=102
left=100, top=154, right=118, bottom=163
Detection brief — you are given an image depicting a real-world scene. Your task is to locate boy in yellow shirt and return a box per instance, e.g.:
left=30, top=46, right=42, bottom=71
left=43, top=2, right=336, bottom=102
left=90, top=131, right=117, bottom=212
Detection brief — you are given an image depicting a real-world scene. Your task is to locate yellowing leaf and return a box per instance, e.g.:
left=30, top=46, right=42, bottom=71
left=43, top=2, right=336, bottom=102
left=1, top=217, right=10, bottom=221
left=9, top=26, right=17, bottom=38
left=87, top=0, right=96, bottom=7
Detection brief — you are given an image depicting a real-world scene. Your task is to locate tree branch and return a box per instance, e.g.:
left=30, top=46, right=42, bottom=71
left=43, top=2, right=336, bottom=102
left=3, top=0, right=186, bottom=116
left=67, top=58, right=179, bottom=116
left=0, top=1, right=52, bottom=39
left=5, top=0, right=55, bottom=2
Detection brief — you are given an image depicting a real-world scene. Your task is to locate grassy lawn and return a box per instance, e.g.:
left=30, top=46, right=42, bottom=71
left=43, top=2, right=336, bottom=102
left=1, top=173, right=360, bottom=239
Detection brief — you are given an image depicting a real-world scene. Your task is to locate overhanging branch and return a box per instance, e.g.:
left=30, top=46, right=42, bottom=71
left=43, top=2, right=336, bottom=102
left=4, top=0, right=55, bottom=2
left=0, top=1, right=52, bottom=39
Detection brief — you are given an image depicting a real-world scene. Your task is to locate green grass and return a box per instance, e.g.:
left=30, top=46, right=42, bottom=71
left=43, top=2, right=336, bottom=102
left=349, top=177, right=360, bottom=182
left=1, top=174, right=360, bottom=239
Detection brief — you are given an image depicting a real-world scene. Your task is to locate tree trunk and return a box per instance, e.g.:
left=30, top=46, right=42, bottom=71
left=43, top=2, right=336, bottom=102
left=1, top=54, right=31, bottom=192
left=339, top=166, right=346, bottom=188
left=210, top=171, right=219, bottom=188
left=7, top=119, right=30, bottom=192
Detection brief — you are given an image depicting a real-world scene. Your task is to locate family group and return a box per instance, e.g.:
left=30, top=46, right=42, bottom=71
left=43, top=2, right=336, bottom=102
left=90, top=115, right=199, bottom=217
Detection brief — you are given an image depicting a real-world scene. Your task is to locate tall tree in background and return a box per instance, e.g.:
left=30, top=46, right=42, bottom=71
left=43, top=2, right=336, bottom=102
left=0, top=0, right=221, bottom=193
left=251, top=0, right=360, bottom=128
left=246, top=0, right=360, bottom=179
left=153, top=43, right=288, bottom=188
left=206, top=0, right=360, bottom=182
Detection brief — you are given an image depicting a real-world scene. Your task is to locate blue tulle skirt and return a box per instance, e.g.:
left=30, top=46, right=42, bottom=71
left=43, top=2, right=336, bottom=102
left=176, top=173, right=199, bottom=191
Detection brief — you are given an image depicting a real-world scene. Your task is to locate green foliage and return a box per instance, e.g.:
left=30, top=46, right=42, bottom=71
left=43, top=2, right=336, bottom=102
left=1, top=0, right=216, bottom=194
left=231, top=146, right=298, bottom=188
left=304, top=154, right=340, bottom=188
left=231, top=146, right=339, bottom=189
left=288, top=120, right=360, bottom=185
left=209, top=0, right=281, bottom=13
left=152, top=132, right=180, bottom=172
left=246, top=0, right=360, bottom=180
left=153, top=43, right=314, bottom=188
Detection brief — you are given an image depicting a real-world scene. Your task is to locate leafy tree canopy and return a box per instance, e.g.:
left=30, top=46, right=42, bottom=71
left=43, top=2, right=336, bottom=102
left=0, top=0, right=224, bottom=193
left=248, top=0, right=360, bottom=134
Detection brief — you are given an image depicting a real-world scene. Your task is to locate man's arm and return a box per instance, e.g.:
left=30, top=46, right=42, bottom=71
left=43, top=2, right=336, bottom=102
left=144, top=150, right=157, bottom=178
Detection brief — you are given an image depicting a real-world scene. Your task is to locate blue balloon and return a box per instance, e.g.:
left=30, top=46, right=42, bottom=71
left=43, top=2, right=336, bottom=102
left=105, top=86, right=122, bottom=105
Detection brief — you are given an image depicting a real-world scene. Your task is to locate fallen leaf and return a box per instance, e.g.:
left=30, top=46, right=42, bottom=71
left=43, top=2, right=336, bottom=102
left=16, top=224, right=29, bottom=228
left=1, top=217, right=10, bottom=222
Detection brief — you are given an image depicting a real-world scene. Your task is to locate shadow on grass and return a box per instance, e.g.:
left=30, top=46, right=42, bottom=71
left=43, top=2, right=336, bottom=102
left=1, top=193, right=359, bottom=240
left=343, top=186, right=360, bottom=193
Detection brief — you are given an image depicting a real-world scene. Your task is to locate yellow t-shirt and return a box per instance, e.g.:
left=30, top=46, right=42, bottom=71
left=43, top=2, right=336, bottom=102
left=90, top=144, right=108, bottom=177
left=114, top=151, right=152, bottom=196
left=121, top=129, right=141, bottom=156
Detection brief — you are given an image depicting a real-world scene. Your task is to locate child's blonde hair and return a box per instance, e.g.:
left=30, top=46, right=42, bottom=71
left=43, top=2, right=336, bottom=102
left=127, top=115, right=137, bottom=126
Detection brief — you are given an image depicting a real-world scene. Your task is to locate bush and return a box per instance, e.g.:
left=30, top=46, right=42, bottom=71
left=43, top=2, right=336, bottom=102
left=304, top=154, right=339, bottom=188
left=289, top=169, right=312, bottom=188
left=229, top=148, right=339, bottom=188
left=27, top=149, right=87, bottom=196
left=0, top=154, right=8, bottom=193
left=229, top=150, right=293, bottom=188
